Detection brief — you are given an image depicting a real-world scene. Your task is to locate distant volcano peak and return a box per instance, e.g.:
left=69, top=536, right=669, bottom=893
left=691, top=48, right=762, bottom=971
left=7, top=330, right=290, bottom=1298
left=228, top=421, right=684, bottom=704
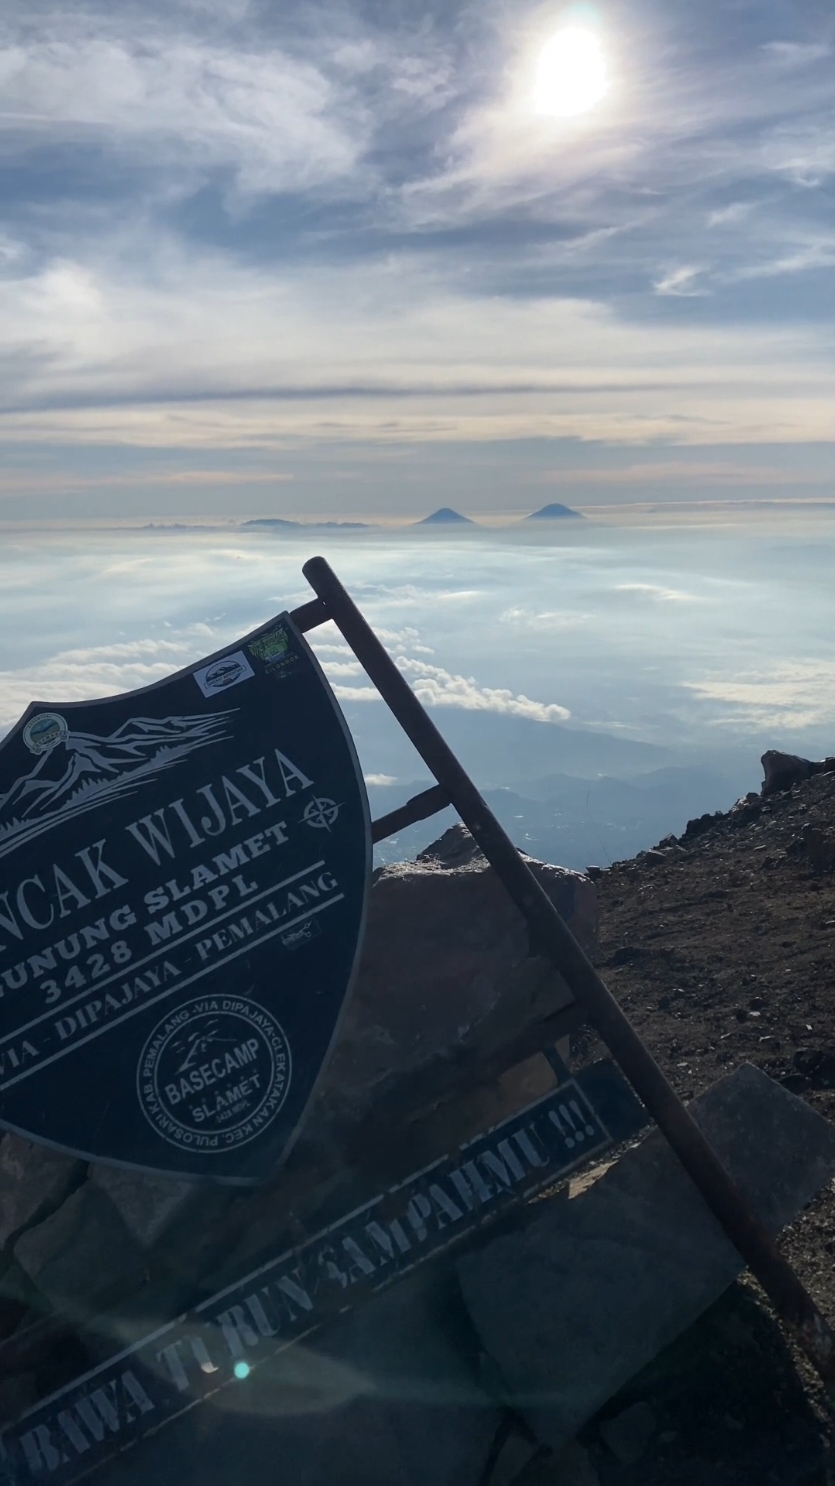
left=417, top=508, right=474, bottom=525
left=526, top=503, right=583, bottom=521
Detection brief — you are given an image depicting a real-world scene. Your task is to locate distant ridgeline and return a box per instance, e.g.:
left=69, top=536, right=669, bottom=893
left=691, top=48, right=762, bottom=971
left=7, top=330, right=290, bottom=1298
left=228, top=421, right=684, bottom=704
left=242, top=507, right=587, bottom=530
left=140, top=508, right=585, bottom=532
left=415, top=505, right=583, bottom=526
left=242, top=519, right=370, bottom=529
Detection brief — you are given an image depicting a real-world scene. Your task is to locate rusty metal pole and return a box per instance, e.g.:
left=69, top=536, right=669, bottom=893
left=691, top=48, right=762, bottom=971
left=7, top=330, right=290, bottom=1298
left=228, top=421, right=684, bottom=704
left=302, top=554, right=835, bottom=1392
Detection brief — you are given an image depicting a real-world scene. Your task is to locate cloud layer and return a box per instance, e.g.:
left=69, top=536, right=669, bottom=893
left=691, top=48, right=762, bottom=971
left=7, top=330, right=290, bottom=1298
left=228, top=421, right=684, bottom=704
left=1, top=522, right=834, bottom=768
left=0, top=0, right=833, bottom=511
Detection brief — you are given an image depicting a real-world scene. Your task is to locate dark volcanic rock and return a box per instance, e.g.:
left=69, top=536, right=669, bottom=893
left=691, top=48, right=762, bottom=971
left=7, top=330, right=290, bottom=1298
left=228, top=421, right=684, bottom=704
left=682, top=810, right=724, bottom=841
left=598, top=1400, right=657, bottom=1464
left=761, top=748, right=835, bottom=796
left=787, top=821, right=835, bottom=873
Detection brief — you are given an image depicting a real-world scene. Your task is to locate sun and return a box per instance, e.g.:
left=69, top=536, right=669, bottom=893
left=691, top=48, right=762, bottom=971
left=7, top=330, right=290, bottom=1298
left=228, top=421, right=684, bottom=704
left=533, top=26, right=608, bottom=117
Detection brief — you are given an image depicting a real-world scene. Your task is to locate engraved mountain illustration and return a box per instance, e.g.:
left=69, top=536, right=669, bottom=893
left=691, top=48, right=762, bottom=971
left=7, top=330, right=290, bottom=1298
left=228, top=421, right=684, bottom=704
left=0, top=711, right=235, bottom=860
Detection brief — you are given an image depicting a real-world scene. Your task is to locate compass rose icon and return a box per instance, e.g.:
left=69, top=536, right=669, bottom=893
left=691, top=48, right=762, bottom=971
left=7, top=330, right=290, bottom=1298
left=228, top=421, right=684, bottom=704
left=302, top=796, right=342, bottom=830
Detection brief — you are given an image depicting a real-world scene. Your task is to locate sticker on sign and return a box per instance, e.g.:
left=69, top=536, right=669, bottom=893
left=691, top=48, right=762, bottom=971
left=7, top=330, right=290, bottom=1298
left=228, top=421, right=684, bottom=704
left=193, top=652, right=254, bottom=697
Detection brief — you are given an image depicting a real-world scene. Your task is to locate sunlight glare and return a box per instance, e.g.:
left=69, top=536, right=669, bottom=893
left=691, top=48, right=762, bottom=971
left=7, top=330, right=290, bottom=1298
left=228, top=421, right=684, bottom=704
left=534, top=27, right=607, bottom=116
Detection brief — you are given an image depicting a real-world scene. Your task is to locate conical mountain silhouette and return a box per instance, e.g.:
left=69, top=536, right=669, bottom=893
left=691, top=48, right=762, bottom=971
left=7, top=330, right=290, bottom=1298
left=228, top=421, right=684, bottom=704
left=416, top=508, right=474, bottom=525
left=525, top=503, right=583, bottom=520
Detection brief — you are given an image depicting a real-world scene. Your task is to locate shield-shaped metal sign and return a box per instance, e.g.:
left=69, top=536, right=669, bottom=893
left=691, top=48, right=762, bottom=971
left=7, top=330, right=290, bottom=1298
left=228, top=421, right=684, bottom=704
left=0, top=615, right=370, bottom=1182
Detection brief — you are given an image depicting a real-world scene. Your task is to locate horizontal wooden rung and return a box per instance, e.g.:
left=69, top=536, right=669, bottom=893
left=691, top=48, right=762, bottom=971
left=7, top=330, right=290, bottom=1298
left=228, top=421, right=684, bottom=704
left=371, top=783, right=452, bottom=843
left=290, top=597, right=331, bottom=633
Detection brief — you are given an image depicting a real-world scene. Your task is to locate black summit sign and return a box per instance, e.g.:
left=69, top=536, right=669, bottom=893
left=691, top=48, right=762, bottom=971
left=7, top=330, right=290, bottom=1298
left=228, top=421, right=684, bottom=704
left=0, top=616, right=370, bottom=1182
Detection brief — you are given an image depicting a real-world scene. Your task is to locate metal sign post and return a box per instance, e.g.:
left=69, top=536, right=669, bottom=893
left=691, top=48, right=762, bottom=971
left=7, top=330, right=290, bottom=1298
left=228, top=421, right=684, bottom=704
left=299, top=555, right=835, bottom=1391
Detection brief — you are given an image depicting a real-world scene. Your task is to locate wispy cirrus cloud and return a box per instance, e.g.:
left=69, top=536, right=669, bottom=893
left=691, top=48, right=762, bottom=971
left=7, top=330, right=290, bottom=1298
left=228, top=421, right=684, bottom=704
left=0, top=0, right=832, bottom=515
left=500, top=607, right=592, bottom=632
left=761, top=42, right=831, bottom=68
left=0, top=37, right=364, bottom=193
left=616, top=582, right=704, bottom=603
left=1, top=249, right=832, bottom=459
left=654, top=266, right=709, bottom=298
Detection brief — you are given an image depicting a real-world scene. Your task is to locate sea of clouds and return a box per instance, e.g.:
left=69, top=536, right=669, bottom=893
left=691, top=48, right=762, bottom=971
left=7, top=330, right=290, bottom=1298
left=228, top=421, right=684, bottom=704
left=2, top=512, right=833, bottom=764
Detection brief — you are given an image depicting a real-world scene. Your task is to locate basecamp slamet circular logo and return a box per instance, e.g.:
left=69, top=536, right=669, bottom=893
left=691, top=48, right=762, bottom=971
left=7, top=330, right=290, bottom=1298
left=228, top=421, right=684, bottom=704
left=137, top=996, right=291, bottom=1152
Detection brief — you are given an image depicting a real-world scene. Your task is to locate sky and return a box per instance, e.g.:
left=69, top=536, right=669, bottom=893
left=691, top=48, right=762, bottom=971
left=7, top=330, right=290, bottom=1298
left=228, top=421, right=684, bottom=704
left=1, top=0, right=833, bottom=518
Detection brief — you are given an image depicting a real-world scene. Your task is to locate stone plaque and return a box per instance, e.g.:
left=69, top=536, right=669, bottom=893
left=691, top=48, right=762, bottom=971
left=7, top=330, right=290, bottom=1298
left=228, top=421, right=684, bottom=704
left=0, top=616, right=370, bottom=1182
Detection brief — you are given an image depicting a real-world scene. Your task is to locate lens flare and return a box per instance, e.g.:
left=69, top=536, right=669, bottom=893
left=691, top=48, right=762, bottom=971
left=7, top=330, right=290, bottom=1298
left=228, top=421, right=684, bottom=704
left=534, top=27, right=607, bottom=116
left=233, top=1361, right=251, bottom=1380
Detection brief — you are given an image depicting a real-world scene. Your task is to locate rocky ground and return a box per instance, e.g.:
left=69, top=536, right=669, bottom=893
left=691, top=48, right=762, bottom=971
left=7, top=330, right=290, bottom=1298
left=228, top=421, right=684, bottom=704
left=561, top=761, right=835, bottom=1486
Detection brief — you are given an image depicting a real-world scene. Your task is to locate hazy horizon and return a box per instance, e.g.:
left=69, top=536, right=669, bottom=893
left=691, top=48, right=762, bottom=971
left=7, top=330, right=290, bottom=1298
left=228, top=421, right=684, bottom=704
left=1, top=497, right=833, bottom=529
left=2, top=507, right=832, bottom=868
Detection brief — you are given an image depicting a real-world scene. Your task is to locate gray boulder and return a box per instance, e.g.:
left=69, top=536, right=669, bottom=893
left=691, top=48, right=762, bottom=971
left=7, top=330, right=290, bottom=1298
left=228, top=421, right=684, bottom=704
left=0, top=1135, right=83, bottom=1250
left=457, top=1064, right=835, bottom=1455
left=87, top=1165, right=198, bottom=1251
left=309, top=826, right=593, bottom=1133
left=13, top=1185, right=146, bottom=1313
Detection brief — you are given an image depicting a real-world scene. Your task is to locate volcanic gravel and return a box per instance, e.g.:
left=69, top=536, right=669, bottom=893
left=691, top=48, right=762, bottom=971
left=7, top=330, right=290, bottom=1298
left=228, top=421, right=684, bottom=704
left=567, top=766, right=835, bottom=1485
